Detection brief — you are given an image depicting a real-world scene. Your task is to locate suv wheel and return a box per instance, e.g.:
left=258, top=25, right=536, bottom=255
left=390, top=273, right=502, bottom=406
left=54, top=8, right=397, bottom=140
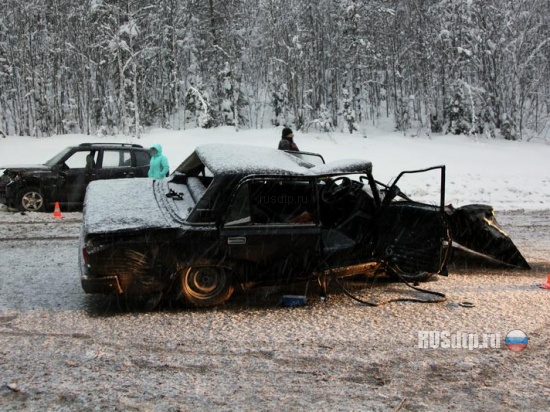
left=179, top=266, right=234, bottom=307
left=17, top=186, right=45, bottom=212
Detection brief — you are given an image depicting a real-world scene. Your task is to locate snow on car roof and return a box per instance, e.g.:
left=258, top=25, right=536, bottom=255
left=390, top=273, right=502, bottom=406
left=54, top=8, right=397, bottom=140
left=195, top=144, right=371, bottom=176
left=84, top=178, right=186, bottom=234
left=312, top=158, right=372, bottom=175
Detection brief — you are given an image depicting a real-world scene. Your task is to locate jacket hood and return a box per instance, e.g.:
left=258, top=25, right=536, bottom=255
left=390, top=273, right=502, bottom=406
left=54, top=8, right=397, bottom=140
left=150, top=144, right=163, bottom=156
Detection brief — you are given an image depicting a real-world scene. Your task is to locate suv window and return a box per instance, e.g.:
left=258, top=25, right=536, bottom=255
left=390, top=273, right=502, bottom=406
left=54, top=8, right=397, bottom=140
left=45, top=147, right=72, bottom=166
left=102, top=150, right=132, bottom=168
left=65, top=151, right=91, bottom=169
left=135, top=151, right=149, bottom=167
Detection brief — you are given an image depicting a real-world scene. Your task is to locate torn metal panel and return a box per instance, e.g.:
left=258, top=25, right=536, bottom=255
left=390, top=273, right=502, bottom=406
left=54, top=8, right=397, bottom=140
left=447, top=204, right=530, bottom=269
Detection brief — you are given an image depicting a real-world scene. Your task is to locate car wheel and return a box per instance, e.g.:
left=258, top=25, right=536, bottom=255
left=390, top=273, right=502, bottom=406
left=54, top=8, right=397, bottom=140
left=17, top=186, right=45, bottom=212
left=180, top=266, right=234, bottom=307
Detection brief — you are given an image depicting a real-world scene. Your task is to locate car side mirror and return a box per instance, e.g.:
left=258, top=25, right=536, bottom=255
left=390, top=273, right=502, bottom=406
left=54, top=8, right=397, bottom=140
left=383, top=185, right=401, bottom=203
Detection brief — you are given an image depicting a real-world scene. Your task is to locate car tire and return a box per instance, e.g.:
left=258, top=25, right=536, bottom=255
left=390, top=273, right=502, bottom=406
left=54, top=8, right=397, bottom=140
left=179, top=265, right=234, bottom=307
left=17, top=186, right=45, bottom=212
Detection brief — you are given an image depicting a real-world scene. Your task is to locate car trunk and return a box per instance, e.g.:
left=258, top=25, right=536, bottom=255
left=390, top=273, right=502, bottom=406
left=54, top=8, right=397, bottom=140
left=83, top=177, right=193, bottom=236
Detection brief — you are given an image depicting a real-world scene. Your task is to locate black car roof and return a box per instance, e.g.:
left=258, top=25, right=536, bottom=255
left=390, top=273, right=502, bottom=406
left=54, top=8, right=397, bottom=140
left=194, top=144, right=372, bottom=176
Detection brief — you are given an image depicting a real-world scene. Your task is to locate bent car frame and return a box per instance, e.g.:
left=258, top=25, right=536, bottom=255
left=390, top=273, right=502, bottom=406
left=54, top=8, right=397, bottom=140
left=79, top=144, right=529, bottom=308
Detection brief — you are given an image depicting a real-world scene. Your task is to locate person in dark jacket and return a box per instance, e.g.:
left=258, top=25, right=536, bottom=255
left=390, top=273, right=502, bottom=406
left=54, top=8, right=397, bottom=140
left=278, top=127, right=299, bottom=151
left=148, top=144, right=170, bottom=179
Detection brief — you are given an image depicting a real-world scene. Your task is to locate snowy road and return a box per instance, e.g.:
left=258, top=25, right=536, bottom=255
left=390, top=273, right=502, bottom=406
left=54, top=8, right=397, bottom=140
left=1, top=209, right=548, bottom=313
left=1, top=209, right=549, bottom=410
left=0, top=214, right=82, bottom=312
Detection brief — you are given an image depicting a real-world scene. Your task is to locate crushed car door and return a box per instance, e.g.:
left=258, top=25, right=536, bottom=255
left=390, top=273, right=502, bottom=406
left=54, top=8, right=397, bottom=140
left=220, top=177, right=322, bottom=282
left=372, top=166, right=450, bottom=276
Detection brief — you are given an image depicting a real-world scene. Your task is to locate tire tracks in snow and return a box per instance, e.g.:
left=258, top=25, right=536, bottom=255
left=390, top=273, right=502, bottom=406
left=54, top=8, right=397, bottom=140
left=0, top=219, right=81, bottom=242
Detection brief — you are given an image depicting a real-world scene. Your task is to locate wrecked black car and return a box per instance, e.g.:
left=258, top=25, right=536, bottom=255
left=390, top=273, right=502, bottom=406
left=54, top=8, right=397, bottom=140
left=79, top=144, right=529, bottom=307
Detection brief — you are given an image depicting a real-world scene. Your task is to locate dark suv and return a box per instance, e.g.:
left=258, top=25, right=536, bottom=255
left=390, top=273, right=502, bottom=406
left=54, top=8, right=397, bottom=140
left=0, top=143, right=151, bottom=212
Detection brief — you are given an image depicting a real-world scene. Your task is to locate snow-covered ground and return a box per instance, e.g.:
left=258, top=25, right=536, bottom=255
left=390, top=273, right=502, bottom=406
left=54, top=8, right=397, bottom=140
left=1, top=125, right=549, bottom=213
left=0, top=209, right=549, bottom=411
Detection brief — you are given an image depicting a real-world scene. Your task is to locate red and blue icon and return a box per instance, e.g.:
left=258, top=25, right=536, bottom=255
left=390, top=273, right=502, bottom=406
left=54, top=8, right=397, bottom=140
left=505, top=330, right=528, bottom=352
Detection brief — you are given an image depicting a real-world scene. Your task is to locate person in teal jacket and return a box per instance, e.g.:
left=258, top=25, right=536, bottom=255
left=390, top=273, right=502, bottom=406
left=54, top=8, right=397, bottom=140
left=148, top=144, right=170, bottom=179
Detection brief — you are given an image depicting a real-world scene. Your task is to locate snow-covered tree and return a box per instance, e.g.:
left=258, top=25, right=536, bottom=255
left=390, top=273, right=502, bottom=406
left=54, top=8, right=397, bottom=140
left=0, top=0, right=549, bottom=139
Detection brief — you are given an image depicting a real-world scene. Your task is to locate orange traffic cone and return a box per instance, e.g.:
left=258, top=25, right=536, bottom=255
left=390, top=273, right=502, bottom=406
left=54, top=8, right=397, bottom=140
left=540, top=274, right=550, bottom=290
left=53, top=202, right=63, bottom=219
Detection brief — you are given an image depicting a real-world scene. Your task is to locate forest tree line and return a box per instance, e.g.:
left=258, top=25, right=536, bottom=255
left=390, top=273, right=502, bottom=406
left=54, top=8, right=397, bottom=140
left=0, top=0, right=549, bottom=139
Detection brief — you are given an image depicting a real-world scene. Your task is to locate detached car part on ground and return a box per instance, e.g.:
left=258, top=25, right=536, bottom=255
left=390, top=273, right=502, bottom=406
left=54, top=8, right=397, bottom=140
left=79, top=144, right=530, bottom=308
left=0, top=143, right=150, bottom=212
